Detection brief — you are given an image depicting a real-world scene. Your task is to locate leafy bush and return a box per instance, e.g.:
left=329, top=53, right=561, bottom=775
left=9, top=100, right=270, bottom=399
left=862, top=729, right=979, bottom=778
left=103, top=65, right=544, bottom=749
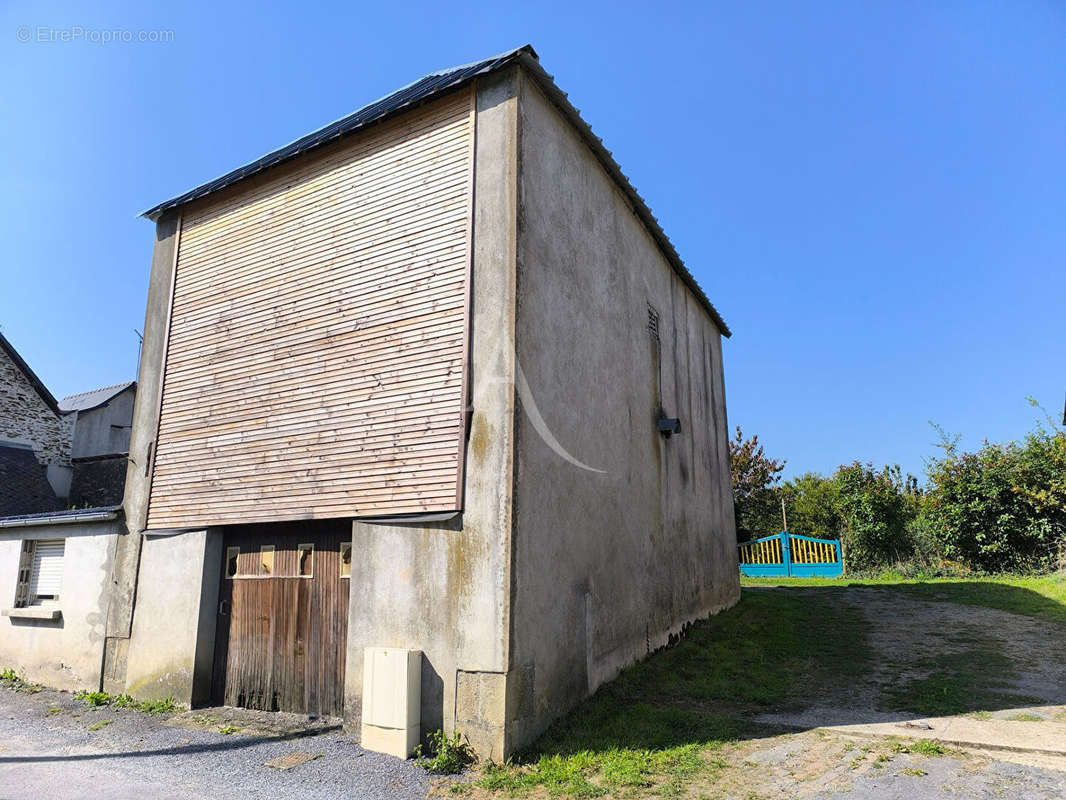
left=923, top=426, right=1065, bottom=573
left=781, top=472, right=841, bottom=540
left=415, top=729, right=475, bottom=774
left=834, top=463, right=913, bottom=572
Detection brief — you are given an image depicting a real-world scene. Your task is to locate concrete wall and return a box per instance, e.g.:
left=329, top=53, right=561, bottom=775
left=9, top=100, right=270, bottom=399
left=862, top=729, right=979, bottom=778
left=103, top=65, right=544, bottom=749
left=123, top=529, right=221, bottom=706
left=124, top=214, right=179, bottom=535
left=104, top=215, right=180, bottom=691
left=343, top=71, right=519, bottom=761
left=0, top=520, right=121, bottom=690
left=70, top=386, right=136, bottom=459
left=0, top=346, right=71, bottom=468
left=506, top=73, right=739, bottom=748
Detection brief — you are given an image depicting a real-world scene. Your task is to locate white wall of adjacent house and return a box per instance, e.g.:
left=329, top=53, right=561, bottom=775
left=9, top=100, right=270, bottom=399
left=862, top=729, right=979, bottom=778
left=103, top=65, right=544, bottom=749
left=0, top=522, right=121, bottom=691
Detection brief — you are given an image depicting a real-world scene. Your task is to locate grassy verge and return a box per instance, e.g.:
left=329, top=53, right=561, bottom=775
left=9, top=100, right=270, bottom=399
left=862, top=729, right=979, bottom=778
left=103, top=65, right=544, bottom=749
left=742, top=574, right=1066, bottom=625
left=471, top=589, right=870, bottom=797
left=879, top=630, right=1041, bottom=716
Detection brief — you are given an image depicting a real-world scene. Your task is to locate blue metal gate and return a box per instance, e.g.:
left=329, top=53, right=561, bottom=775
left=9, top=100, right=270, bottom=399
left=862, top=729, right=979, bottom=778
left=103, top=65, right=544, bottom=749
left=738, top=531, right=842, bottom=578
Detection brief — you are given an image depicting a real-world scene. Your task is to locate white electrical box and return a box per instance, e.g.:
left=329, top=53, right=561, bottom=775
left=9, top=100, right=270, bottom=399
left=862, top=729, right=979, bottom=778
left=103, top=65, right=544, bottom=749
left=361, top=647, right=421, bottom=758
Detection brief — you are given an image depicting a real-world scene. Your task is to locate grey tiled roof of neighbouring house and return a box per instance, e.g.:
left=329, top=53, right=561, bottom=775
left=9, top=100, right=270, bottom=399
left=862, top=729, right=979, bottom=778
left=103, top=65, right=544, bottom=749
left=0, top=443, right=60, bottom=517
left=59, top=380, right=136, bottom=412
left=140, top=44, right=731, bottom=336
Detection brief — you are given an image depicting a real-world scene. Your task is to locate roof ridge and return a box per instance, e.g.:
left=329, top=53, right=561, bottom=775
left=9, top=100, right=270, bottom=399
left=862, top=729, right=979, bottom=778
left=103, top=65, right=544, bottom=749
left=137, top=44, right=730, bottom=336
left=60, top=380, right=134, bottom=402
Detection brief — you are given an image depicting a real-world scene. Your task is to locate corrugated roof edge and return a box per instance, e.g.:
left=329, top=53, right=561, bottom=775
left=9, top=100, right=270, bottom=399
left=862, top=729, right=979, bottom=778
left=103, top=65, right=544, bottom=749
left=140, top=45, right=730, bottom=337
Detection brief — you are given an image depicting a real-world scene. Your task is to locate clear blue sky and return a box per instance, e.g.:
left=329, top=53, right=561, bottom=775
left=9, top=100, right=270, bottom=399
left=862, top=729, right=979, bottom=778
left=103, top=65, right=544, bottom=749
left=1, top=1, right=1062, bottom=481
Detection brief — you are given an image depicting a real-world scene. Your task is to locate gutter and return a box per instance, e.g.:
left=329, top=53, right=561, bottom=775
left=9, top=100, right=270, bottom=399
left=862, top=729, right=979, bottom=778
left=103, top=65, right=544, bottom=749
left=0, top=508, right=122, bottom=529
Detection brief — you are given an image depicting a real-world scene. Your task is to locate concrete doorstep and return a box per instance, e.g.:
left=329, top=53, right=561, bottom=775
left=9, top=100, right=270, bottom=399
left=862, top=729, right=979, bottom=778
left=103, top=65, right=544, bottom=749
left=825, top=712, right=1066, bottom=770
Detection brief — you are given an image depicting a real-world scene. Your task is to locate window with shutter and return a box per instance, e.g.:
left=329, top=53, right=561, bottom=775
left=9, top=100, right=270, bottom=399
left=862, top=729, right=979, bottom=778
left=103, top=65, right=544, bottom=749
left=27, top=539, right=65, bottom=605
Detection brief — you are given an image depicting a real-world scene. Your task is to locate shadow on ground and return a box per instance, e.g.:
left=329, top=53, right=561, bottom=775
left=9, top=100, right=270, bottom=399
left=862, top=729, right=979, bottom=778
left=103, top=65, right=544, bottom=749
left=512, top=582, right=1066, bottom=762
left=0, top=724, right=342, bottom=764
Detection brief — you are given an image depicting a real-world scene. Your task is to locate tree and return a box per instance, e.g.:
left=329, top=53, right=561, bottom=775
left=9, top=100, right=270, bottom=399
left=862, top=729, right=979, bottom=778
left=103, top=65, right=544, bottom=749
left=729, top=426, right=786, bottom=542
left=780, top=472, right=841, bottom=540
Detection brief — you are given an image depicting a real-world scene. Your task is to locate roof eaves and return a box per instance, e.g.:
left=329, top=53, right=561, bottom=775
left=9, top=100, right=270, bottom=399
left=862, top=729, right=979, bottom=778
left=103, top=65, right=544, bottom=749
left=138, top=44, right=730, bottom=337
left=0, top=333, right=62, bottom=415
left=140, top=45, right=537, bottom=221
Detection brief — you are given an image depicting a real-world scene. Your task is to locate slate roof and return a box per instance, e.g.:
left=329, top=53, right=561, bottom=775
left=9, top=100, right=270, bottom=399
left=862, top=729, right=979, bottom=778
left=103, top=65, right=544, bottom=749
left=0, top=332, right=61, bottom=415
left=141, top=45, right=731, bottom=336
left=59, top=381, right=135, bottom=412
left=0, top=443, right=60, bottom=516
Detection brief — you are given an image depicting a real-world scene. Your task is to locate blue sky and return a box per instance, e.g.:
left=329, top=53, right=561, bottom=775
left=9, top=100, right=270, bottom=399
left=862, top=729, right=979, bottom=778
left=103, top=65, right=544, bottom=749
left=1, top=0, right=1062, bottom=480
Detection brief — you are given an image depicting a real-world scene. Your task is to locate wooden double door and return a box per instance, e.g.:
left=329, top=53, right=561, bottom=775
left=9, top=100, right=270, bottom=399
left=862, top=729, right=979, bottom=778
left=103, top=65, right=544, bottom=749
left=212, top=520, right=352, bottom=717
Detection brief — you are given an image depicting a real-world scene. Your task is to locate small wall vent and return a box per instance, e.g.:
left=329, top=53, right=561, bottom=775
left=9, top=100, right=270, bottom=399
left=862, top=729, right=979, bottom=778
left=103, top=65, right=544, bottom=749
left=647, top=303, right=660, bottom=341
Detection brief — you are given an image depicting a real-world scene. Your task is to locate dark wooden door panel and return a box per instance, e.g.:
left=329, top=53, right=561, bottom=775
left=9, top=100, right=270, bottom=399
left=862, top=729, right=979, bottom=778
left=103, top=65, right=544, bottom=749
left=213, top=520, right=350, bottom=717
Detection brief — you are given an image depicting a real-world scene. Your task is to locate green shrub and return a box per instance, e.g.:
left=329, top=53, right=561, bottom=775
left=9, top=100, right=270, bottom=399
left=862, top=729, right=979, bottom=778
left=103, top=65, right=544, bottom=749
left=835, top=463, right=913, bottom=572
left=415, top=729, right=475, bottom=774
left=923, top=427, right=1065, bottom=573
left=781, top=471, right=842, bottom=540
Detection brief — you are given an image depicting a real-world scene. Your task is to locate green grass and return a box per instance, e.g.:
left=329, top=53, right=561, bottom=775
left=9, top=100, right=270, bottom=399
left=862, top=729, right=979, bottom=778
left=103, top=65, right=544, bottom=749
left=742, top=575, right=1066, bottom=625
left=87, top=719, right=113, bottom=731
left=475, top=589, right=869, bottom=796
left=907, top=739, right=946, bottom=757
left=880, top=640, right=1041, bottom=717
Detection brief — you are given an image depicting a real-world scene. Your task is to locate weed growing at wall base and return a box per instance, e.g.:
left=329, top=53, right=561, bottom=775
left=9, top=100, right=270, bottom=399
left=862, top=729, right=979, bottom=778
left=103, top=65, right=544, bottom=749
left=0, top=667, right=42, bottom=693
left=75, top=690, right=181, bottom=714
left=416, top=729, right=476, bottom=774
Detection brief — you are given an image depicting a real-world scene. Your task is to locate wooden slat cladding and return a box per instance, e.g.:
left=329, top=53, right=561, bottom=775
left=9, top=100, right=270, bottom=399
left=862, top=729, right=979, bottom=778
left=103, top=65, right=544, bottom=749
left=146, top=88, right=474, bottom=529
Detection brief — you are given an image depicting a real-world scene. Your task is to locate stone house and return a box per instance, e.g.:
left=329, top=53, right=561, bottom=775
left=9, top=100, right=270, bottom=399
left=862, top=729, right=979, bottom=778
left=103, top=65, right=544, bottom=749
left=0, top=332, right=73, bottom=511
left=3, top=45, right=738, bottom=759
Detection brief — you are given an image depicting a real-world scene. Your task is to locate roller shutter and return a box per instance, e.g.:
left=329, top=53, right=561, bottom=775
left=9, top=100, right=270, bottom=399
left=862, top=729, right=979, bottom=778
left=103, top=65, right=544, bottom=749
left=29, top=539, right=65, bottom=600
left=146, top=88, right=474, bottom=528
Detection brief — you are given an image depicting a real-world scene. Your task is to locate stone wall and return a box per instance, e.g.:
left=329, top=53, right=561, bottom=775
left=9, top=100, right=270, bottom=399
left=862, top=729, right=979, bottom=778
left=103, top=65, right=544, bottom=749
left=0, top=345, right=71, bottom=467
left=68, top=456, right=128, bottom=508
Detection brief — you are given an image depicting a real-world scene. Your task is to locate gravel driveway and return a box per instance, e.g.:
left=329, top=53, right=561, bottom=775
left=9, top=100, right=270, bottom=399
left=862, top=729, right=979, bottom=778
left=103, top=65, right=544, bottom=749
left=0, top=686, right=436, bottom=800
